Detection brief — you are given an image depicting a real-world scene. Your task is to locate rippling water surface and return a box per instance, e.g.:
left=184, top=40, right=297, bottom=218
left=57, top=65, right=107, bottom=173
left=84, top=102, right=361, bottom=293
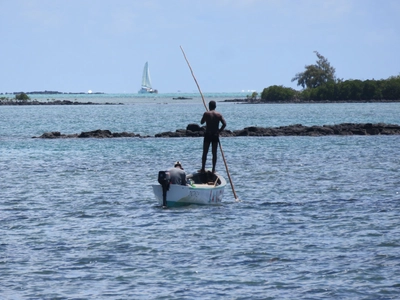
left=1, top=95, right=400, bottom=299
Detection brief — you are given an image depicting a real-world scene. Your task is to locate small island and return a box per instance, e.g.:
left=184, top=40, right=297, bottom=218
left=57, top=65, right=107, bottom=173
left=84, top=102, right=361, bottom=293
left=172, top=97, right=193, bottom=100
left=0, top=91, right=121, bottom=105
left=227, top=52, right=400, bottom=103
left=0, top=99, right=122, bottom=106
left=0, top=92, right=122, bottom=105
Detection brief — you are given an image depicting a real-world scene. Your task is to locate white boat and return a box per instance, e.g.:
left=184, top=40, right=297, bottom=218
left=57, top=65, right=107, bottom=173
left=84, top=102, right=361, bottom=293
left=138, top=62, right=158, bottom=94
left=152, top=171, right=226, bottom=207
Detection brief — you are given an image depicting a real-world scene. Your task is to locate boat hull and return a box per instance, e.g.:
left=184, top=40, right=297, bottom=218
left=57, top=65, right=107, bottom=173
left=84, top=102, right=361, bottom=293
left=152, top=172, right=226, bottom=207
left=138, top=87, right=158, bottom=94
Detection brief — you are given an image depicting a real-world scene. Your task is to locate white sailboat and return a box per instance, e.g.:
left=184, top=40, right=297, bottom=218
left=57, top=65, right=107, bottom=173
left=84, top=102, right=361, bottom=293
left=138, top=62, right=158, bottom=94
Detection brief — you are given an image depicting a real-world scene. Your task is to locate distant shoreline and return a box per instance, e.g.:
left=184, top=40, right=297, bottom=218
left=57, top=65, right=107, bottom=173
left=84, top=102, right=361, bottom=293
left=0, top=100, right=122, bottom=106
left=1, top=91, right=104, bottom=95
left=2, top=98, right=400, bottom=105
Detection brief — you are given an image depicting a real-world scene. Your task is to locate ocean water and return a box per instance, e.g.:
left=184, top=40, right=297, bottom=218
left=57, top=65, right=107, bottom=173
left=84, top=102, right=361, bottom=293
left=1, top=94, right=400, bottom=299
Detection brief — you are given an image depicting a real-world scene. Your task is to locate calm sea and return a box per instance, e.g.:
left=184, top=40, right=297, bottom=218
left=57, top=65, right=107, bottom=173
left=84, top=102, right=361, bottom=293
left=1, top=93, right=400, bottom=299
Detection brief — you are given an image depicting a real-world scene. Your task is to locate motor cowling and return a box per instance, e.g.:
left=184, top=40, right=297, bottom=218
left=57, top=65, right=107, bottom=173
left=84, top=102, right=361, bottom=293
left=158, top=171, right=170, bottom=208
left=158, top=171, right=170, bottom=188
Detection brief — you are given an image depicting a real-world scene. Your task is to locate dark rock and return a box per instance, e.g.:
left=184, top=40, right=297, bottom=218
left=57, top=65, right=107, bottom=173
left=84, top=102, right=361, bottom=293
left=39, top=132, right=61, bottom=139
left=112, top=132, right=141, bottom=137
left=186, top=123, right=204, bottom=132
left=220, top=130, right=235, bottom=137
left=155, top=131, right=184, bottom=138
left=78, top=129, right=113, bottom=138
left=185, top=130, right=203, bottom=137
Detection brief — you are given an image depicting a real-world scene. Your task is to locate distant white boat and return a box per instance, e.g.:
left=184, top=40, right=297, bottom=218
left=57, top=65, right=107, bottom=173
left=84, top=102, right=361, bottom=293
left=138, top=62, right=158, bottom=94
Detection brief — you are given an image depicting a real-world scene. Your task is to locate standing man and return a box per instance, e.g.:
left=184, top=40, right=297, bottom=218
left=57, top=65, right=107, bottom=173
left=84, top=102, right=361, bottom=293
left=200, top=100, right=226, bottom=173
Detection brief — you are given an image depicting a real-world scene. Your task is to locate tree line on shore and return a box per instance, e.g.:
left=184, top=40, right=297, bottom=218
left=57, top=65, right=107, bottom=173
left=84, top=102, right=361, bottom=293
left=260, top=51, right=400, bottom=102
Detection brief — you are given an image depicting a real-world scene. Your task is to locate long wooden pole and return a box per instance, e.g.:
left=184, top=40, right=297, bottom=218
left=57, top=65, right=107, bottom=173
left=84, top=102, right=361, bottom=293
left=180, top=46, right=239, bottom=201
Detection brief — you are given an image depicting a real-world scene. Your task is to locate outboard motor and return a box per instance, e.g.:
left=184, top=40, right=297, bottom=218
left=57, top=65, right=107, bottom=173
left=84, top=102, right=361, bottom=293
left=158, top=171, right=170, bottom=207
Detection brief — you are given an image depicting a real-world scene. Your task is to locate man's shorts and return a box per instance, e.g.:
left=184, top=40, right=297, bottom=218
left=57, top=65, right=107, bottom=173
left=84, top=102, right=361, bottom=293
left=204, top=132, right=219, bottom=143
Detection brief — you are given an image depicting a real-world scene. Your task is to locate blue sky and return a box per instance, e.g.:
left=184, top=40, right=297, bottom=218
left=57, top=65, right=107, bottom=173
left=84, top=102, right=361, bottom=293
left=1, top=0, right=399, bottom=93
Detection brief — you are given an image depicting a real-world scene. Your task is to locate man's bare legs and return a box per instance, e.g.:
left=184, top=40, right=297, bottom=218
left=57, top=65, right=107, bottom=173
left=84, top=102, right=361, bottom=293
left=211, top=141, right=218, bottom=173
left=201, top=139, right=211, bottom=173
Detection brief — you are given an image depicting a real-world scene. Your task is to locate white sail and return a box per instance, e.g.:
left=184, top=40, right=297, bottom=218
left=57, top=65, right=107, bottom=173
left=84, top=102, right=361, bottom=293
left=138, top=62, right=158, bottom=94
left=141, top=62, right=152, bottom=88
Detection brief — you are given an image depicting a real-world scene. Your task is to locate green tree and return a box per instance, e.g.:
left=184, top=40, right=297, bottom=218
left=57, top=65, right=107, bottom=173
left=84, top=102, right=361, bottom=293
left=247, top=91, right=258, bottom=100
left=362, top=79, right=382, bottom=100
left=292, top=51, right=336, bottom=89
left=15, top=92, right=30, bottom=101
left=315, top=82, right=336, bottom=100
left=381, top=75, right=400, bottom=100
left=261, top=85, right=297, bottom=101
left=349, top=79, right=363, bottom=101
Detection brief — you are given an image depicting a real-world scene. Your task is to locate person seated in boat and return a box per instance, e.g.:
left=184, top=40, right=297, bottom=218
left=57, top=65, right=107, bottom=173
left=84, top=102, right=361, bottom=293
left=168, top=161, right=186, bottom=186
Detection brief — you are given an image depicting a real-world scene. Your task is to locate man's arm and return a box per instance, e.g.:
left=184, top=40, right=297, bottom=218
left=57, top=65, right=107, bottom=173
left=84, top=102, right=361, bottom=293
left=201, top=112, right=207, bottom=125
left=219, top=115, right=227, bottom=132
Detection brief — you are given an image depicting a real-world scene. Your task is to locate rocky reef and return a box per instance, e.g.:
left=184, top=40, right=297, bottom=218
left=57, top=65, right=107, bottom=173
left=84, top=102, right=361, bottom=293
left=231, top=123, right=400, bottom=137
left=33, top=123, right=400, bottom=139
left=155, top=123, right=400, bottom=137
left=33, top=129, right=143, bottom=139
